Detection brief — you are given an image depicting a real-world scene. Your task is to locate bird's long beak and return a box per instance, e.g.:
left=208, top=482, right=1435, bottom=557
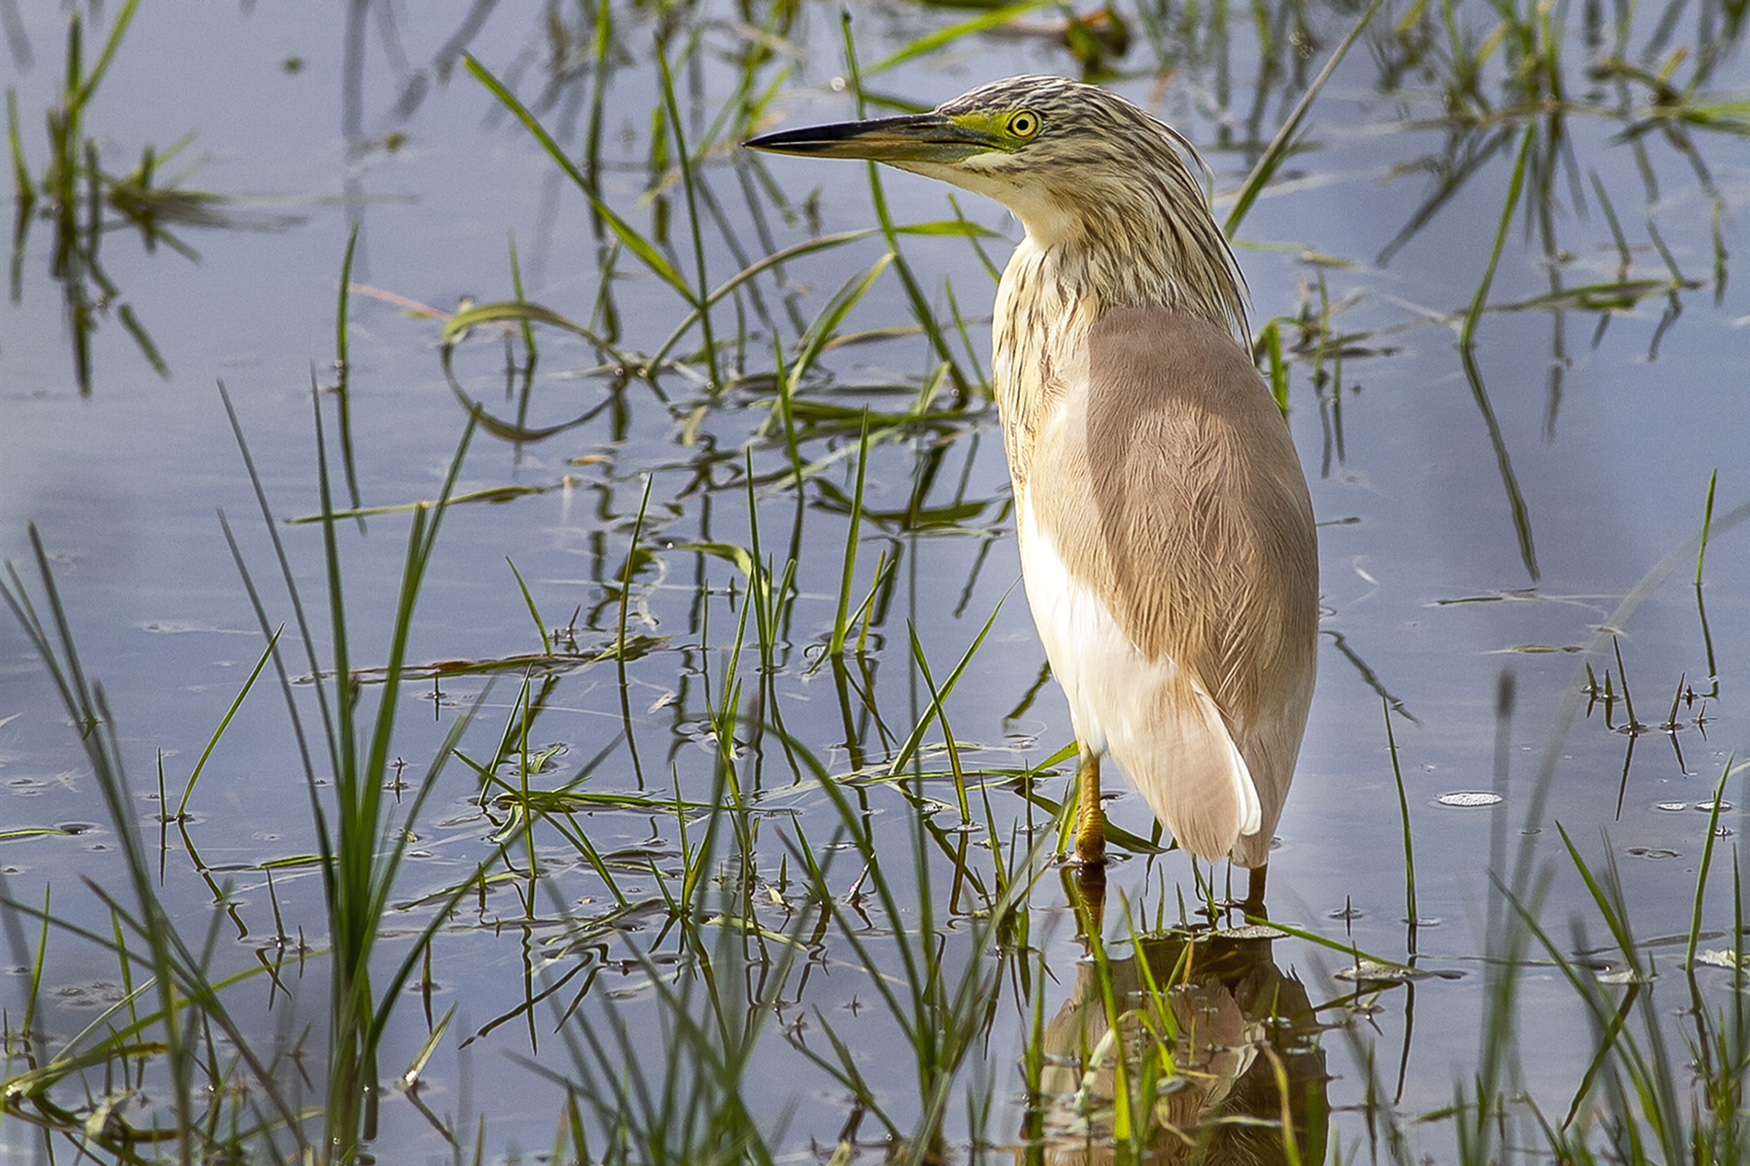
left=744, top=113, right=997, bottom=165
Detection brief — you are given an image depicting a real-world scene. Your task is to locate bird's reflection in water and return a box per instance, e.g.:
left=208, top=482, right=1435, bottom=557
left=1022, top=881, right=1330, bottom=1165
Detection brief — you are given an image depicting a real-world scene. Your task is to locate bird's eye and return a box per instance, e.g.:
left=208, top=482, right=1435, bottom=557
left=1006, top=110, right=1041, bottom=138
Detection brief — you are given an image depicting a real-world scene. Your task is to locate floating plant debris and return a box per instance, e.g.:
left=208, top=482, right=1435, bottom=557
left=1437, top=791, right=1504, bottom=808
left=1336, top=960, right=1465, bottom=983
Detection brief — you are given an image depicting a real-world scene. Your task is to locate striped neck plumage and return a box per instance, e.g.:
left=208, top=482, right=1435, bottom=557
left=1001, top=176, right=1248, bottom=342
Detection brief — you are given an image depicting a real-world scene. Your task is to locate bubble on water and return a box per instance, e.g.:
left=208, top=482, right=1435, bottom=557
left=1436, top=791, right=1503, bottom=808
left=1655, top=801, right=1688, bottom=811
left=1596, top=968, right=1657, bottom=985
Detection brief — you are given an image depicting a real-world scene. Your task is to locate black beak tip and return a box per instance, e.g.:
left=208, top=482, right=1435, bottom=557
left=743, top=127, right=817, bottom=154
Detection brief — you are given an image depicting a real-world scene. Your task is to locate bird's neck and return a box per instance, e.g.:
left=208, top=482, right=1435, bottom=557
left=990, top=231, right=1233, bottom=499
left=989, top=239, right=1092, bottom=502
left=1010, top=212, right=1236, bottom=325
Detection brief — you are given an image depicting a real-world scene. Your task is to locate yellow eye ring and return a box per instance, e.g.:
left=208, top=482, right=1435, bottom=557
left=1007, top=110, right=1040, bottom=138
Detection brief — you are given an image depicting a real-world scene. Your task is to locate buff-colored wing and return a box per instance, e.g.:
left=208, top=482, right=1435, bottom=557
left=1024, top=307, right=1318, bottom=863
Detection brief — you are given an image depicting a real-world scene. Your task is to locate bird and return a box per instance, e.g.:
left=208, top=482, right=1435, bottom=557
left=746, top=76, right=1318, bottom=905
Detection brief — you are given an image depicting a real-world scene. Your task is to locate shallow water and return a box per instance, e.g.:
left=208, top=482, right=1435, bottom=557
left=3, top=0, right=1749, bottom=1160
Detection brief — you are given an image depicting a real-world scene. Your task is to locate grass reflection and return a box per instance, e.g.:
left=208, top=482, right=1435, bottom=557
left=7, top=1, right=299, bottom=395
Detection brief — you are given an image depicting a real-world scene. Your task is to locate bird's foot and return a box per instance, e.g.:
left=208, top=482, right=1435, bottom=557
left=1239, top=864, right=1268, bottom=920
left=1073, top=813, right=1107, bottom=865
left=1074, top=862, right=1106, bottom=940
left=1060, top=861, right=1107, bottom=948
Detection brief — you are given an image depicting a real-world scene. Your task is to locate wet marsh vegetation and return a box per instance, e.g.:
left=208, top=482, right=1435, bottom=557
left=2, top=0, right=1750, bottom=1161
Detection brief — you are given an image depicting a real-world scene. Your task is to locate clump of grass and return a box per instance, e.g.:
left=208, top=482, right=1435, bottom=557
left=215, top=342, right=504, bottom=1153
left=0, top=339, right=501, bottom=1160
left=517, top=767, right=804, bottom=1165
left=2, top=525, right=307, bottom=1157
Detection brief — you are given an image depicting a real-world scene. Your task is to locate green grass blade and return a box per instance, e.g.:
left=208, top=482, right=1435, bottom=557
left=828, top=414, right=872, bottom=656
left=1685, top=755, right=1734, bottom=972
left=886, top=597, right=1007, bottom=778
left=1225, top=0, right=1386, bottom=236
left=657, top=44, right=720, bottom=391
left=1460, top=124, right=1536, bottom=350
left=506, top=558, right=553, bottom=656
left=464, top=56, right=692, bottom=301
left=175, top=625, right=283, bottom=818
left=862, top=1, right=1052, bottom=76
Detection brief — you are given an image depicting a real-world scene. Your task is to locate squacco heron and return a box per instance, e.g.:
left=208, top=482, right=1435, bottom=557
left=748, top=76, right=1317, bottom=903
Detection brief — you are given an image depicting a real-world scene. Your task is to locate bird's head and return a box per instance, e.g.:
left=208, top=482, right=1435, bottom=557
left=746, top=76, right=1246, bottom=329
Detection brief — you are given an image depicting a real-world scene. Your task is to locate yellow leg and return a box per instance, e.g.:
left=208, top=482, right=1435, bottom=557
left=1074, top=749, right=1106, bottom=864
